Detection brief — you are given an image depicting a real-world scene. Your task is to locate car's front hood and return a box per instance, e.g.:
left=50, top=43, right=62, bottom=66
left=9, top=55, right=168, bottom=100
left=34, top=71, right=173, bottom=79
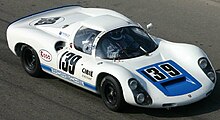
left=115, top=40, right=203, bottom=96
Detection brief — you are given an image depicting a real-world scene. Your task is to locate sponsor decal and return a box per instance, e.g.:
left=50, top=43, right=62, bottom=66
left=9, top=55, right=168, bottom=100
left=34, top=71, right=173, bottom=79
left=40, top=49, right=52, bottom=62
left=41, top=64, right=96, bottom=91
left=59, top=31, right=70, bottom=37
left=82, top=68, right=93, bottom=80
left=82, top=68, right=93, bottom=77
left=51, top=68, right=84, bottom=86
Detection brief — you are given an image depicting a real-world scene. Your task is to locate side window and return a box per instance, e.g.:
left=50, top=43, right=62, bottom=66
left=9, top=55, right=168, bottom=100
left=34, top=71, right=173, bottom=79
left=74, top=26, right=100, bottom=55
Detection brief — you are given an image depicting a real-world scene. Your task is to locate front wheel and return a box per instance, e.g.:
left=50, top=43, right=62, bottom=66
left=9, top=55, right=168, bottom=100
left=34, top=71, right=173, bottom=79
left=21, top=46, right=43, bottom=77
left=100, top=75, right=126, bottom=112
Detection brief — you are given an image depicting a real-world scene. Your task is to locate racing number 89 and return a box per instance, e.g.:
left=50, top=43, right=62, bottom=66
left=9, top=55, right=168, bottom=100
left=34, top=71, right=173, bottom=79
left=145, top=63, right=181, bottom=81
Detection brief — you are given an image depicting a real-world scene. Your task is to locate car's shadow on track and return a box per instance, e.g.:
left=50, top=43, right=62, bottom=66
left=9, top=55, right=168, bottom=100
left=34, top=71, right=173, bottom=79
left=122, top=69, right=220, bottom=117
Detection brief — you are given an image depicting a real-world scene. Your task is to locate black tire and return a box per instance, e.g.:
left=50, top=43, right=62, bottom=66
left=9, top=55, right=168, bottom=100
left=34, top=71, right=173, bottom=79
left=21, top=46, right=43, bottom=77
left=100, top=75, right=126, bottom=112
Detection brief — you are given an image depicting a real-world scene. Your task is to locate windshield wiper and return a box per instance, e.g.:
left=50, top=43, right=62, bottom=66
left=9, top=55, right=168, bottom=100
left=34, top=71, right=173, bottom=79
left=139, top=46, right=149, bottom=56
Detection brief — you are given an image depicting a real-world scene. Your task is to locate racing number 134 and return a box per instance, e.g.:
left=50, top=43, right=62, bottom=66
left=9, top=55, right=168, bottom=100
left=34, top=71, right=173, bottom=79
left=59, top=51, right=82, bottom=75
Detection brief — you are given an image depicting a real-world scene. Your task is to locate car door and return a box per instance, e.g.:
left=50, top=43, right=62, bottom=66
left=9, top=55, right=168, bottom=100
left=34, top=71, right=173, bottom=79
left=56, top=26, right=101, bottom=90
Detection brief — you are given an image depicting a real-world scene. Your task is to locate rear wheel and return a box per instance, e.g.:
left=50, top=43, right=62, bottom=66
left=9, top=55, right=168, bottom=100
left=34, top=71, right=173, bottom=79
left=21, top=46, right=43, bottom=77
left=100, top=75, right=126, bottom=112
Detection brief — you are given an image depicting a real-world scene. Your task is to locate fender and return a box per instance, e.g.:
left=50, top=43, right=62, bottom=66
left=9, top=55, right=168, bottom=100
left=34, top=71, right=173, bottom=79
left=7, top=26, right=65, bottom=68
left=159, top=39, right=215, bottom=86
left=95, top=60, right=137, bottom=104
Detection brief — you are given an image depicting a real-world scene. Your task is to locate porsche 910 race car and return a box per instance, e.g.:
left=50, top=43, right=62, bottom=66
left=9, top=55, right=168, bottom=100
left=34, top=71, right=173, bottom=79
left=6, top=5, right=216, bottom=112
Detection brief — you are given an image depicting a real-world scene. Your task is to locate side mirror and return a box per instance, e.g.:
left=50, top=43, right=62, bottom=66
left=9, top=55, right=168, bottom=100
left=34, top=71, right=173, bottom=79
left=146, top=23, right=153, bottom=30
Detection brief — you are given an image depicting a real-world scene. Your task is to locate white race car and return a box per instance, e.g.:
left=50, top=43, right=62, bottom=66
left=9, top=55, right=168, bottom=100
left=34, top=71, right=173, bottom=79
left=7, top=5, right=216, bottom=111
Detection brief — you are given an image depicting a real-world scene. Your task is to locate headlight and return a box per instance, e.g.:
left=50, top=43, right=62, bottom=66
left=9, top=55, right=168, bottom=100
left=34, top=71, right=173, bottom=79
left=207, top=72, right=215, bottom=81
left=128, top=79, right=152, bottom=105
left=129, top=79, right=138, bottom=90
left=198, top=57, right=216, bottom=83
left=198, top=58, right=208, bottom=69
left=136, top=93, right=145, bottom=104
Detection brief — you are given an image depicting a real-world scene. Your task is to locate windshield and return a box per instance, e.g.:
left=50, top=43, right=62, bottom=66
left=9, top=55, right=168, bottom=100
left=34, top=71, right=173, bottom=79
left=95, top=26, right=158, bottom=59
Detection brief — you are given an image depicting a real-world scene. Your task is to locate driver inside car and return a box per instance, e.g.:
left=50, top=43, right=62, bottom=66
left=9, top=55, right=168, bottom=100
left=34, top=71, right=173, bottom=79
left=105, top=28, right=133, bottom=58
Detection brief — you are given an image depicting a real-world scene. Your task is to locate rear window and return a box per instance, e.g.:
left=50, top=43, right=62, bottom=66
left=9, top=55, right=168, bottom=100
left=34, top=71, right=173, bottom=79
left=74, top=26, right=100, bottom=55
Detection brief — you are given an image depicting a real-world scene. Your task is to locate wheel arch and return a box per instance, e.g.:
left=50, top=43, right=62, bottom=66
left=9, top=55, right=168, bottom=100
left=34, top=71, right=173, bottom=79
left=96, top=72, right=118, bottom=94
left=95, top=65, right=135, bottom=105
left=14, top=42, right=30, bottom=57
left=20, top=44, right=44, bottom=77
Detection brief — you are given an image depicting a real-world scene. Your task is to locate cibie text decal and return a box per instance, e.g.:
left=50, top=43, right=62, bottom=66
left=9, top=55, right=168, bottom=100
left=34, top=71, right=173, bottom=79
left=39, top=49, right=52, bottom=62
left=59, top=51, right=82, bottom=75
left=82, top=68, right=93, bottom=77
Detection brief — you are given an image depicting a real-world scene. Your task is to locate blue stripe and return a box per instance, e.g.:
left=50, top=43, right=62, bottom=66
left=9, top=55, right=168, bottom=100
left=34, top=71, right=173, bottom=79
left=9, top=5, right=81, bottom=25
left=41, top=64, right=52, bottom=72
left=84, top=83, right=96, bottom=91
left=41, top=64, right=96, bottom=91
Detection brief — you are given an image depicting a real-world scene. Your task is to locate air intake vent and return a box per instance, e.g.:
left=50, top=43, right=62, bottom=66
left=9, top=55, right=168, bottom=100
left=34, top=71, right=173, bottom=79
left=161, top=77, right=185, bottom=87
left=55, top=41, right=66, bottom=51
left=159, top=77, right=202, bottom=96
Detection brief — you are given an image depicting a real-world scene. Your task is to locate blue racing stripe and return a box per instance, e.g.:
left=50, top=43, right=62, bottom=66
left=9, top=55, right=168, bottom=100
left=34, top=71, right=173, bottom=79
left=41, top=64, right=52, bottom=72
left=9, top=5, right=80, bottom=25
left=84, top=83, right=96, bottom=91
left=41, top=64, right=96, bottom=91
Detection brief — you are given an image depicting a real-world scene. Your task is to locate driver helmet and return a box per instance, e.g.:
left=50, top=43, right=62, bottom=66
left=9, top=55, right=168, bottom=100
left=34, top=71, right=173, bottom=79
left=109, top=28, right=124, bottom=41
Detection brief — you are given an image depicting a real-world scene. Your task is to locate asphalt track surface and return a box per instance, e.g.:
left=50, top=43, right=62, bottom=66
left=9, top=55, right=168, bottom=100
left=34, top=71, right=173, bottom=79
left=0, top=0, right=220, bottom=120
